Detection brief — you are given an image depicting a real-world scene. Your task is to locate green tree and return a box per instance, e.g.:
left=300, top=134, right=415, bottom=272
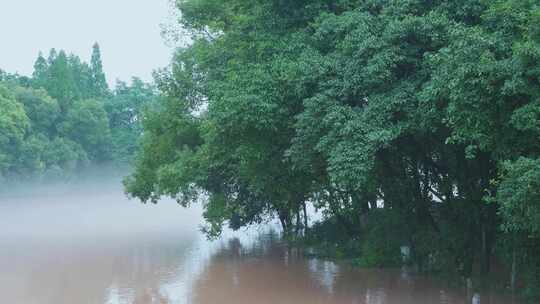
left=125, top=0, right=319, bottom=237
left=105, top=78, right=156, bottom=161
left=68, top=54, right=94, bottom=99
left=46, top=50, right=77, bottom=111
left=13, top=86, right=60, bottom=136
left=0, top=85, right=30, bottom=178
left=60, top=99, right=112, bottom=161
left=32, top=52, right=48, bottom=89
left=2, top=44, right=144, bottom=179
left=47, top=48, right=57, bottom=65
left=90, top=42, right=109, bottom=97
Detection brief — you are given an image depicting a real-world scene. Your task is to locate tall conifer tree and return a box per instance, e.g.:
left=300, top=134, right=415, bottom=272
left=47, top=48, right=57, bottom=65
left=90, top=43, right=108, bottom=97
left=47, top=50, right=76, bottom=111
left=32, top=52, right=48, bottom=88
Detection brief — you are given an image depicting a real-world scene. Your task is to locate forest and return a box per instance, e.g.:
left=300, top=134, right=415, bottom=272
left=0, top=43, right=156, bottom=181
left=122, top=0, right=540, bottom=299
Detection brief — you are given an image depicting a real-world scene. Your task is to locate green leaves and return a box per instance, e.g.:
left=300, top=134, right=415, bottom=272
left=1, top=44, right=154, bottom=180
left=0, top=85, right=30, bottom=176
left=60, top=99, right=112, bottom=161
left=498, top=157, right=540, bottom=235
left=105, top=78, right=157, bottom=161
left=90, top=43, right=109, bottom=97
left=13, top=87, right=60, bottom=135
left=124, top=0, right=540, bottom=292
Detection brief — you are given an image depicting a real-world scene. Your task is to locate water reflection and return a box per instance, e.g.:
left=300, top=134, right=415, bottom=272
left=191, top=238, right=517, bottom=304
left=0, top=181, right=520, bottom=304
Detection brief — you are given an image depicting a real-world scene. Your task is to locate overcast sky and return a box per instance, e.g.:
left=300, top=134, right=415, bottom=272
left=0, top=0, right=176, bottom=86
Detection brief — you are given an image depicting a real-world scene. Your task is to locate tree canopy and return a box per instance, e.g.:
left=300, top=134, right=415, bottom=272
left=0, top=44, right=156, bottom=181
left=125, top=0, right=540, bottom=297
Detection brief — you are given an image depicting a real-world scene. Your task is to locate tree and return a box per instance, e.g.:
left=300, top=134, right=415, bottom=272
left=2, top=44, right=144, bottom=179
left=125, top=0, right=540, bottom=295
left=60, top=99, right=112, bottom=161
left=0, top=85, right=30, bottom=178
left=90, top=42, right=108, bottom=97
left=13, top=86, right=60, bottom=136
left=125, top=0, right=320, bottom=237
left=47, top=48, right=57, bottom=65
left=46, top=50, right=77, bottom=111
left=68, top=54, right=94, bottom=99
left=105, top=78, right=156, bottom=161
left=32, top=52, right=48, bottom=89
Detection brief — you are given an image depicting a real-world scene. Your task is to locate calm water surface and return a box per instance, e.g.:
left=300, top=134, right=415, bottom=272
left=0, top=179, right=520, bottom=304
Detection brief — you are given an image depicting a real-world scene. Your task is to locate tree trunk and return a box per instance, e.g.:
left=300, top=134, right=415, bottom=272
left=303, top=201, right=308, bottom=233
left=480, top=225, right=490, bottom=275
left=295, top=208, right=301, bottom=236
left=511, top=244, right=517, bottom=293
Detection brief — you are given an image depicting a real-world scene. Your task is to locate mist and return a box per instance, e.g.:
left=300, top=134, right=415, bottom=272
left=0, top=169, right=519, bottom=304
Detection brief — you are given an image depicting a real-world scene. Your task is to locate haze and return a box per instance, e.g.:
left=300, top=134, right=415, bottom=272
left=0, top=173, right=517, bottom=304
left=0, top=0, right=174, bottom=85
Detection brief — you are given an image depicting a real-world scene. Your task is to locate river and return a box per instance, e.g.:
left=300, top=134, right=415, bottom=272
left=0, top=176, right=520, bottom=304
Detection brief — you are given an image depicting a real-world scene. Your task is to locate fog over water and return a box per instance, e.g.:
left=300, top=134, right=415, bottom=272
left=0, top=171, right=521, bottom=304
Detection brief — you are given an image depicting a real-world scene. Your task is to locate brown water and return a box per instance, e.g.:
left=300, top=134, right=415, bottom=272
left=0, top=179, right=520, bottom=304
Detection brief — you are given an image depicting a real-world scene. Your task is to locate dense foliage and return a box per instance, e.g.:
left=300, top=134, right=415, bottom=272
left=0, top=44, right=156, bottom=181
left=125, top=0, right=540, bottom=297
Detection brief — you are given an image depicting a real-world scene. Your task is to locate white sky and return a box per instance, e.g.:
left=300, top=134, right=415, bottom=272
left=0, top=0, right=176, bottom=86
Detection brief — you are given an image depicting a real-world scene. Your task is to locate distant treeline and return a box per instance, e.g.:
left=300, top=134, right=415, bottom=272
left=0, top=43, right=156, bottom=181
left=124, top=0, right=539, bottom=299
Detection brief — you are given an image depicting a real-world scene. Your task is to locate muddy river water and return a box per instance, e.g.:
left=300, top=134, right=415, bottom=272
left=0, top=178, right=521, bottom=304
